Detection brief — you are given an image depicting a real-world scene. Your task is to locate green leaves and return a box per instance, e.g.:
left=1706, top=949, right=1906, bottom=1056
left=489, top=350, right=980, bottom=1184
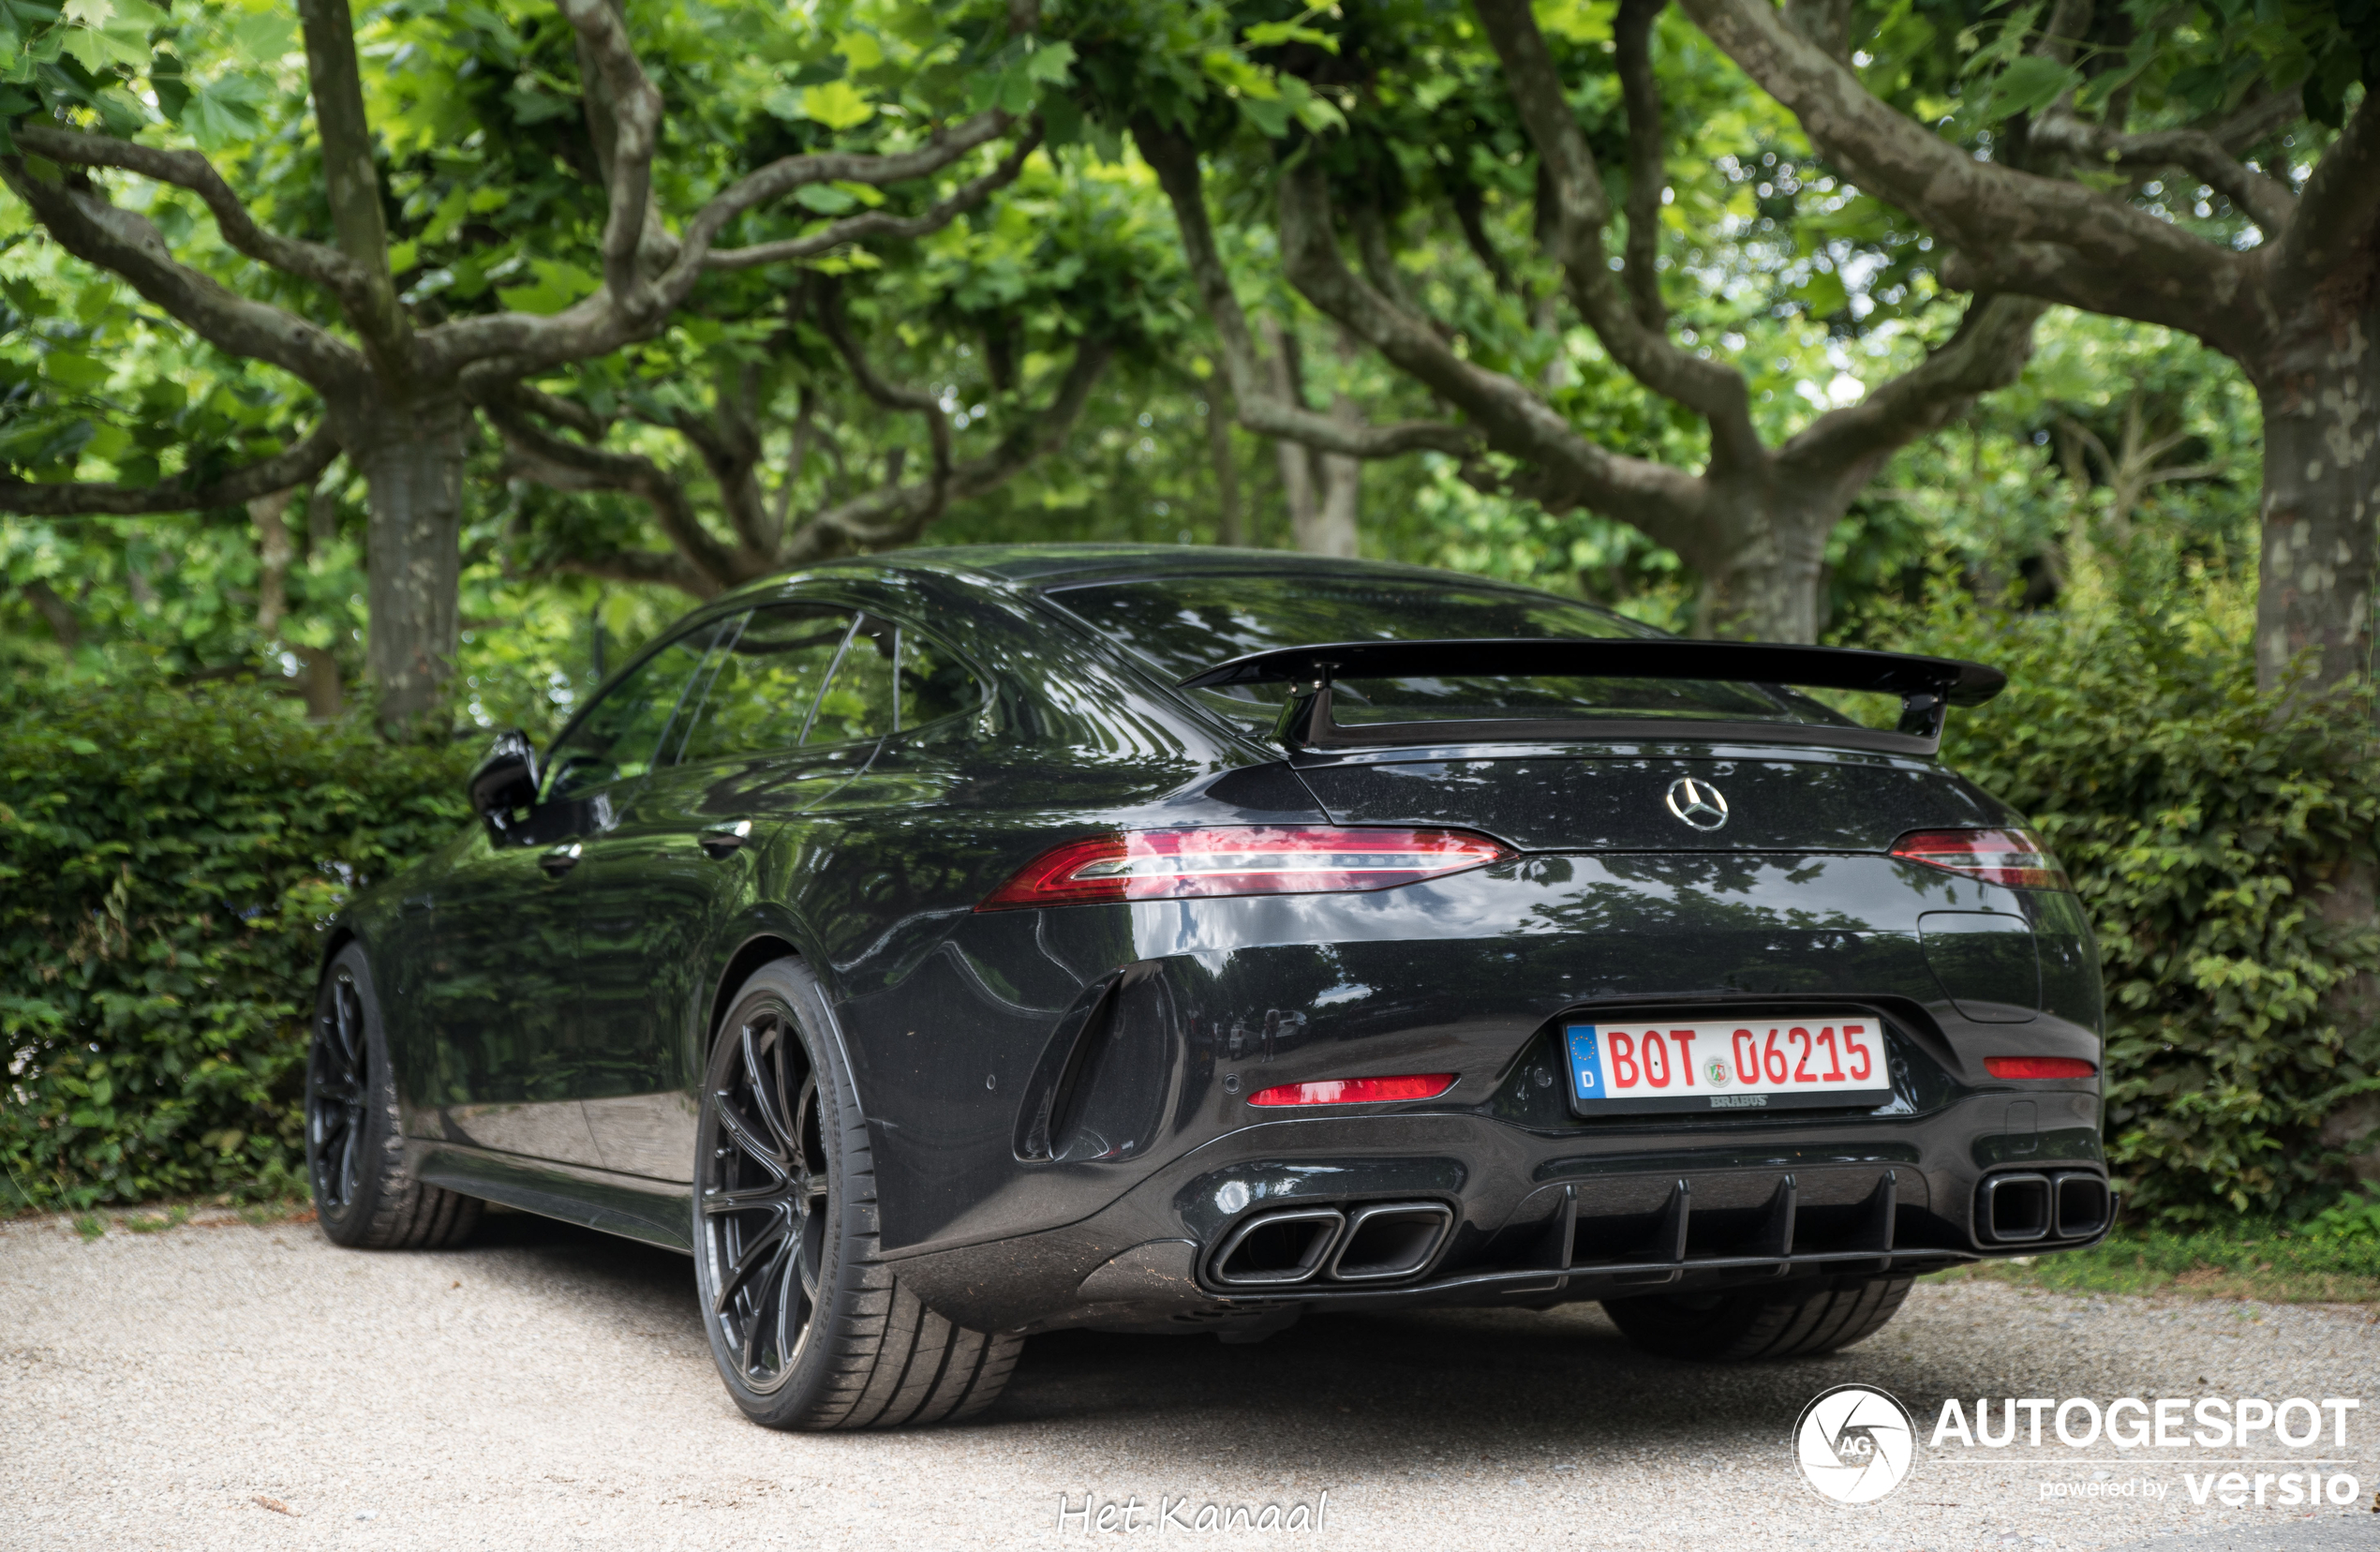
left=1859, top=545, right=2380, bottom=1225
left=1974, top=54, right=2080, bottom=122
left=0, top=679, right=474, bottom=1212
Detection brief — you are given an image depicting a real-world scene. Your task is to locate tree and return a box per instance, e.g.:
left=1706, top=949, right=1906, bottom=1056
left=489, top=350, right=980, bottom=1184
left=0, top=0, right=1055, bottom=726
left=1676, top=0, right=2378, bottom=693
left=479, top=144, right=1193, bottom=593
left=1073, top=0, right=2056, bottom=639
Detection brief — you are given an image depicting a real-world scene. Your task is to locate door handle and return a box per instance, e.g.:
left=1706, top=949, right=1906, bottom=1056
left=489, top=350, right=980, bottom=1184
left=540, top=843, right=583, bottom=878
left=699, top=820, right=753, bottom=860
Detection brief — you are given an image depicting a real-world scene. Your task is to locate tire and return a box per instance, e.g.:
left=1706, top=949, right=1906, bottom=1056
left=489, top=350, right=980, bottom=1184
left=306, top=942, right=482, bottom=1250
left=694, top=958, right=1023, bottom=1430
left=1601, top=1273, right=1913, bottom=1362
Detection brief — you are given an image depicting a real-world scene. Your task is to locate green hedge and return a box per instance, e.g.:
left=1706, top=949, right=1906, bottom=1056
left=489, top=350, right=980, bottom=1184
left=1856, top=550, right=2380, bottom=1224
left=0, top=682, right=470, bottom=1212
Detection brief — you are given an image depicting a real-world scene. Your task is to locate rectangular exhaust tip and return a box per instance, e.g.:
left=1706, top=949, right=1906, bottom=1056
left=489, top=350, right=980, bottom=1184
left=1329, top=1202, right=1454, bottom=1282
left=2052, top=1171, right=2111, bottom=1238
left=1210, top=1207, right=1346, bottom=1286
left=1979, top=1172, right=2052, bottom=1243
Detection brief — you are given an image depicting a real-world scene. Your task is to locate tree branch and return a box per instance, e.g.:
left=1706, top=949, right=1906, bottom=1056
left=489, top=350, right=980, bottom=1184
left=556, top=0, right=666, bottom=323
left=815, top=282, right=953, bottom=526
left=1447, top=178, right=1521, bottom=296
left=781, top=336, right=1113, bottom=563
left=2028, top=111, right=2297, bottom=235
left=706, top=125, right=1041, bottom=271
left=418, top=109, right=1019, bottom=379
left=1615, top=0, right=1670, bottom=332
left=483, top=395, right=742, bottom=592
left=1271, top=157, right=1712, bottom=547
left=0, top=424, right=341, bottom=515
left=1776, top=293, right=2048, bottom=488
left=1674, top=0, right=2261, bottom=348
left=1475, top=0, right=1762, bottom=468
left=2273, top=92, right=2380, bottom=291
left=0, top=160, right=364, bottom=389
left=295, top=0, right=408, bottom=372
left=10, top=127, right=365, bottom=299
left=1130, top=115, right=1471, bottom=458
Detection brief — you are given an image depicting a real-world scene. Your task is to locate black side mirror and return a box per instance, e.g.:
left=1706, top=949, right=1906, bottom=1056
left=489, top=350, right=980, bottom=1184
left=468, top=729, right=541, bottom=837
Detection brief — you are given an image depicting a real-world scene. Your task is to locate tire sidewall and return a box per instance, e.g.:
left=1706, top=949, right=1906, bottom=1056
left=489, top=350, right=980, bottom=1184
left=694, top=959, right=872, bottom=1425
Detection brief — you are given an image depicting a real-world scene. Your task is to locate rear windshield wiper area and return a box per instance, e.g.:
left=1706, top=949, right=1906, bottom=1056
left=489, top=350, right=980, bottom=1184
left=1175, top=638, right=2006, bottom=757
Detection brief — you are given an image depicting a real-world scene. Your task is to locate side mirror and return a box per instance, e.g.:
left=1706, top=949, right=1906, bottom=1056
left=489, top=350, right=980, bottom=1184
left=468, top=729, right=541, bottom=837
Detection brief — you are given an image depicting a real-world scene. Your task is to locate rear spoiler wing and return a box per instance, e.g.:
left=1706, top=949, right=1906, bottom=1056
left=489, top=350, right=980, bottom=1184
left=1173, top=638, right=2006, bottom=756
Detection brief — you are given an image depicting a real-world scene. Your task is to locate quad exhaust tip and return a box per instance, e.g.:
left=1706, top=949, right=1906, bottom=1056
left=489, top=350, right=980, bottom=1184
left=1977, top=1170, right=2110, bottom=1245
left=1210, top=1201, right=1454, bottom=1288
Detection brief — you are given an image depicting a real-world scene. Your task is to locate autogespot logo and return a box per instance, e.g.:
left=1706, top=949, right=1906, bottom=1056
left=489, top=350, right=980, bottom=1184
left=1797, top=1384, right=1917, bottom=1503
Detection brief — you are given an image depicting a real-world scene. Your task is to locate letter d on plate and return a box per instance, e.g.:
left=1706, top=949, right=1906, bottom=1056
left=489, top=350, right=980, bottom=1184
left=1568, top=1026, right=1606, bottom=1097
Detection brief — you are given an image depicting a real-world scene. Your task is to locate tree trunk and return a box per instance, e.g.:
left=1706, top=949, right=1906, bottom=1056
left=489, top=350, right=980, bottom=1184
left=1203, top=393, right=1244, bottom=547
left=1303, top=426, right=1361, bottom=558
left=1693, top=482, right=1833, bottom=642
left=1302, top=332, right=1366, bottom=560
left=353, top=396, right=467, bottom=734
left=2250, top=300, right=2378, bottom=699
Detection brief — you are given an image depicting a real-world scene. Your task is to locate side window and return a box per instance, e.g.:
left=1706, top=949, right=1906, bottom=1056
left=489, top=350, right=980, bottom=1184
left=542, top=621, right=726, bottom=802
left=673, top=604, right=855, bottom=766
left=806, top=614, right=897, bottom=745
left=899, top=628, right=983, bottom=729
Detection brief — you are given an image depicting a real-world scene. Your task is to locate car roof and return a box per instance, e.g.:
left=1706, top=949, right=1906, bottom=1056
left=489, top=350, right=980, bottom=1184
left=769, top=543, right=1591, bottom=596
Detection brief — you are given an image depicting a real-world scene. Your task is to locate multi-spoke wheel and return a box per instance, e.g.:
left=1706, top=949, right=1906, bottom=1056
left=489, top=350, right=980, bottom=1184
left=305, top=943, right=482, bottom=1250
left=701, top=1013, right=831, bottom=1391
left=307, top=969, right=369, bottom=1216
left=693, top=959, right=1025, bottom=1430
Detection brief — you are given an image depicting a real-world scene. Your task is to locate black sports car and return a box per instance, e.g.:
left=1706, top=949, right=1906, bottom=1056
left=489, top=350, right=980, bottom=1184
left=308, top=545, right=2107, bottom=1430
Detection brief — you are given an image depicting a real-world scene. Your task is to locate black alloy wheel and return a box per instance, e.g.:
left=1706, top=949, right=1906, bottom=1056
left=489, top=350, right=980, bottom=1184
left=306, top=967, right=370, bottom=1216
left=700, top=1009, right=832, bottom=1393
left=305, top=943, right=482, bottom=1250
left=693, top=959, right=1025, bottom=1429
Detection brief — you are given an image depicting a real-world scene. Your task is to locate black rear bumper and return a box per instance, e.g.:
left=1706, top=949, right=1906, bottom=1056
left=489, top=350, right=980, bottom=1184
left=882, top=1082, right=2107, bottom=1334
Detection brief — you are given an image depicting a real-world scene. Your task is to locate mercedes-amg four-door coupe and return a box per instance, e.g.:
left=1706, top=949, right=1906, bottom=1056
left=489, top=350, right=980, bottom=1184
left=307, top=545, right=2106, bottom=1429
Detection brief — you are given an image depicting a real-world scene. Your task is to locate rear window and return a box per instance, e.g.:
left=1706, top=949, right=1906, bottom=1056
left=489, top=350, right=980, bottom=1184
left=1042, top=574, right=1858, bottom=735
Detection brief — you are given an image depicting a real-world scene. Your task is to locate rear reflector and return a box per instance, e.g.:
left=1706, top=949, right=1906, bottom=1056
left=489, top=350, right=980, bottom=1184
left=1891, top=828, right=2071, bottom=890
left=976, top=827, right=1510, bottom=910
left=1984, top=1056, right=2097, bottom=1080
left=1245, top=1073, right=1457, bottom=1107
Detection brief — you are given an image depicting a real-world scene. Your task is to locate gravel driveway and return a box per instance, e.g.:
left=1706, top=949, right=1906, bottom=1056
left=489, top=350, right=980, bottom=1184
left=4, top=1208, right=2375, bottom=1551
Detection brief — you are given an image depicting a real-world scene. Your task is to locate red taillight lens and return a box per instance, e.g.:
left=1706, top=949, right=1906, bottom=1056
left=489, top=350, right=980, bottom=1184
left=1245, top=1073, right=1457, bottom=1107
left=1891, top=827, right=2071, bottom=889
left=1984, top=1056, right=2097, bottom=1080
left=975, top=827, right=1510, bottom=911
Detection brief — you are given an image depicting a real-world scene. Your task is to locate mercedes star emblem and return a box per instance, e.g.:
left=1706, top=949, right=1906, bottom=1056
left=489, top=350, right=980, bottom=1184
left=1664, top=776, right=1730, bottom=830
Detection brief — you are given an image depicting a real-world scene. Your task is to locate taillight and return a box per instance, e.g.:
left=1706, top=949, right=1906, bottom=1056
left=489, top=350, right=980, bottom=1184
left=975, top=827, right=1510, bottom=910
left=1245, top=1073, right=1457, bottom=1107
left=1984, top=1056, right=2097, bottom=1080
left=1891, top=827, right=2070, bottom=889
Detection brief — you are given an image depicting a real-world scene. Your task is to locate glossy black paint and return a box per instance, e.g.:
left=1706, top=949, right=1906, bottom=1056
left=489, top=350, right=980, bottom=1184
left=334, top=545, right=2105, bottom=1336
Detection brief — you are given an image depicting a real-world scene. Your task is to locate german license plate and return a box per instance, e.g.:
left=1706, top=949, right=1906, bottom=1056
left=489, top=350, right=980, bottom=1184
left=1564, top=1018, right=1893, bottom=1114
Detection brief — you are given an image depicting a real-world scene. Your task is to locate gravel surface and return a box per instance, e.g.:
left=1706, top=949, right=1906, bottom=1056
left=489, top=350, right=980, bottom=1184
left=5, top=1208, right=2376, bottom=1551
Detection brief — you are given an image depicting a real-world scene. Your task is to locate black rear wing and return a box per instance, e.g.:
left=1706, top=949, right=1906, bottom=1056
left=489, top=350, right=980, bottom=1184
left=1173, top=637, right=2006, bottom=756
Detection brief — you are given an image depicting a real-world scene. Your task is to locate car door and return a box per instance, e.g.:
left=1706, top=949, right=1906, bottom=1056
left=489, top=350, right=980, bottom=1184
left=571, top=603, right=895, bottom=1180
left=413, top=618, right=730, bottom=1166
